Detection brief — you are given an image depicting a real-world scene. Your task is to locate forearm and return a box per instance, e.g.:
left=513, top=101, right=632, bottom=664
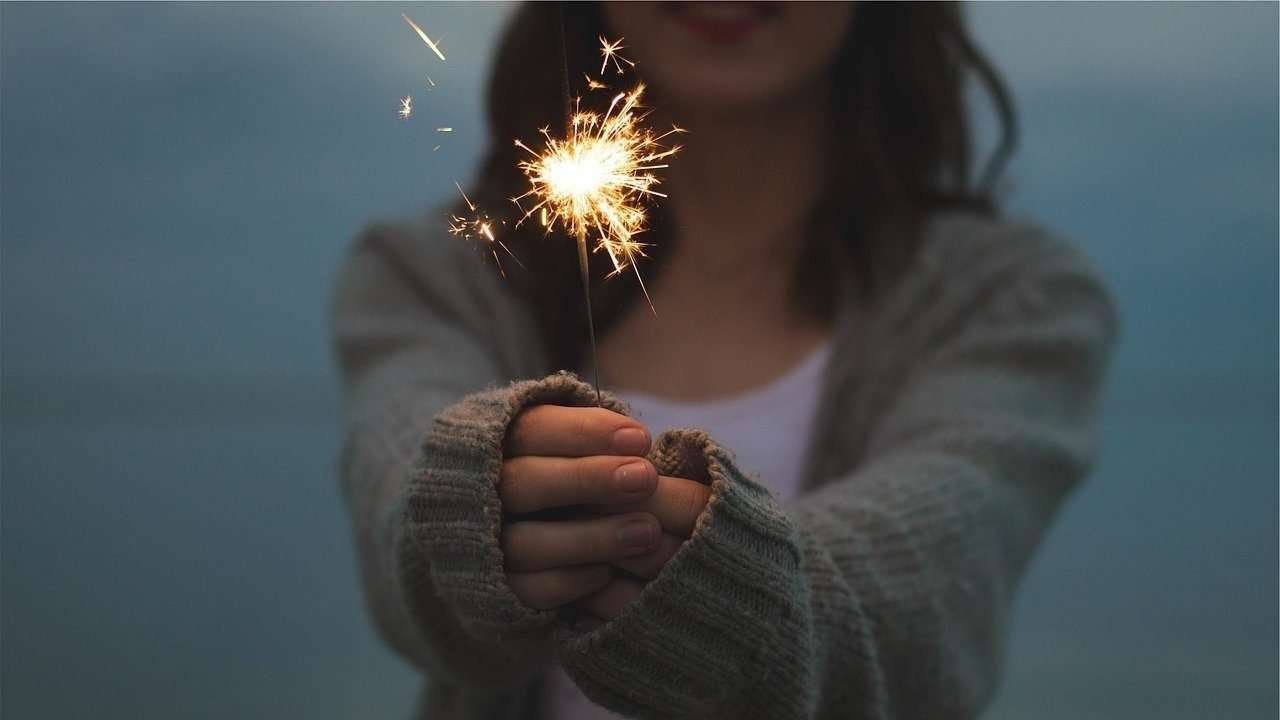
left=340, top=351, right=551, bottom=685
left=784, top=452, right=1075, bottom=718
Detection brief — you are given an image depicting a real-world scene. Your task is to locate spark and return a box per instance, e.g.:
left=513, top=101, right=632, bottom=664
left=598, top=36, right=635, bottom=75
left=584, top=73, right=606, bottom=91
left=436, top=127, right=453, bottom=132
left=399, top=95, right=412, bottom=119
left=433, top=145, right=441, bottom=152
left=512, top=80, right=682, bottom=310
left=426, top=75, right=436, bottom=88
left=450, top=182, right=523, bottom=277
left=402, top=13, right=446, bottom=62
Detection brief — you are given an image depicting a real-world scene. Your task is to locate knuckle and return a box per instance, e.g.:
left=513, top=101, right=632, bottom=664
left=500, top=522, right=537, bottom=571
left=679, top=484, right=709, bottom=522
left=498, top=458, right=520, bottom=493
left=505, top=412, right=534, bottom=453
left=587, top=522, right=616, bottom=559
left=573, top=410, right=598, bottom=443
left=507, top=574, right=539, bottom=608
left=575, top=565, right=610, bottom=597
left=572, top=458, right=597, bottom=499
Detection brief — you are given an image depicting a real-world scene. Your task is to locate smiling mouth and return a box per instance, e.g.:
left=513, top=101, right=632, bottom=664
left=663, top=2, right=780, bottom=44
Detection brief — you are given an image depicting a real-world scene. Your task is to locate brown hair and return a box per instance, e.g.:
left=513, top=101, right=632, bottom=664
left=464, top=2, right=1017, bottom=370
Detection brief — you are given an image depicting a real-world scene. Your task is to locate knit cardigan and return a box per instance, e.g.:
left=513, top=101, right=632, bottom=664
left=330, top=210, right=1117, bottom=720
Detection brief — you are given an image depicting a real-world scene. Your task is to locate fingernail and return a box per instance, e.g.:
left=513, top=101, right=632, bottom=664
left=616, top=518, right=656, bottom=551
left=612, top=427, right=650, bottom=456
left=613, top=461, right=652, bottom=494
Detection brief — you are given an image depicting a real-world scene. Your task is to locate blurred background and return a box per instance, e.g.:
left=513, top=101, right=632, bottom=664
left=2, top=2, right=1275, bottom=718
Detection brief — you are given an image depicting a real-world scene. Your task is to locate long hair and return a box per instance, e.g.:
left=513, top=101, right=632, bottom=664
left=464, top=2, right=1017, bottom=371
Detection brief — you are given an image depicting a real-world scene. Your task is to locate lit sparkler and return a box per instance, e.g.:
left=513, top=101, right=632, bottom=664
left=511, top=33, right=682, bottom=401
left=402, top=14, right=446, bottom=62
left=512, top=83, right=682, bottom=305
left=450, top=182, right=523, bottom=277
left=598, top=36, right=636, bottom=75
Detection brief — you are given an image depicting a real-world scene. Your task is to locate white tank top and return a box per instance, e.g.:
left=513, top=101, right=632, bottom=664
left=542, top=340, right=832, bottom=720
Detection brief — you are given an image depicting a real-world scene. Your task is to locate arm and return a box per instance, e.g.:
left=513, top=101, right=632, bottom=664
left=332, top=220, right=558, bottom=688
left=552, top=242, right=1118, bottom=718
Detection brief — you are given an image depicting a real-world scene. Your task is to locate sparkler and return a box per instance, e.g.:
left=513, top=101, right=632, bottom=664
left=512, top=22, right=682, bottom=401
left=449, top=182, right=523, bottom=277
left=401, top=14, right=447, bottom=62
left=598, top=36, right=636, bottom=75
left=390, top=10, right=680, bottom=402
left=512, top=86, right=682, bottom=295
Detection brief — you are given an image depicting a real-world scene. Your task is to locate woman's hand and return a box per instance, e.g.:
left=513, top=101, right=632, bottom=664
left=499, top=404, right=713, bottom=622
left=573, top=469, right=713, bottom=625
left=500, top=404, right=665, bottom=610
left=576, top=447, right=714, bottom=627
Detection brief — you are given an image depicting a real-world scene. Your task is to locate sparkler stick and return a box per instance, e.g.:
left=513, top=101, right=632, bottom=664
left=560, top=8, right=602, bottom=406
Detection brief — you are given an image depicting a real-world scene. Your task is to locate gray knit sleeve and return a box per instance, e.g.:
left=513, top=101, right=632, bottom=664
left=331, top=220, right=555, bottom=688
left=400, top=373, right=631, bottom=682
left=554, top=243, right=1118, bottom=719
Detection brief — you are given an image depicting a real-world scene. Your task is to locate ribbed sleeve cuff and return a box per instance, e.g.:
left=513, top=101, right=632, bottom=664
left=555, top=429, right=809, bottom=718
left=398, top=372, right=629, bottom=648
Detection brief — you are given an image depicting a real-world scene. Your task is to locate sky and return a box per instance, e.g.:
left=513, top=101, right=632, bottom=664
left=2, top=3, right=1276, bottom=719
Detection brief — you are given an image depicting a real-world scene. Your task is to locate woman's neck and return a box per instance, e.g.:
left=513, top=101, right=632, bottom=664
left=656, top=87, right=832, bottom=272
left=591, top=89, right=835, bottom=399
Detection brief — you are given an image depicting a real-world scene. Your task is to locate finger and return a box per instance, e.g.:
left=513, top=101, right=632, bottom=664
left=502, top=512, right=660, bottom=572
left=499, top=456, right=657, bottom=513
left=589, top=474, right=712, bottom=538
left=507, top=564, right=612, bottom=610
left=611, top=531, right=683, bottom=580
left=579, top=576, right=645, bottom=620
left=505, top=405, right=651, bottom=458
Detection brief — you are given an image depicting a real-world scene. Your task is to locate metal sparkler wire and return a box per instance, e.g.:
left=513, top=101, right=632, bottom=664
left=557, top=2, right=603, bottom=406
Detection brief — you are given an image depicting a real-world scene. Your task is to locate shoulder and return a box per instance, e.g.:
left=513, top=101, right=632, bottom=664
left=332, top=210, right=547, bottom=378
left=916, top=209, right=1104, bottom=287
left=872, top=209, right=1119, bottom=346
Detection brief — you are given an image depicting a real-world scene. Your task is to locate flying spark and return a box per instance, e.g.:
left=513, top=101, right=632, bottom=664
left=450, top=182, right=523, bottom=277
left=513, top=80, right=682, bottom=309
left=436, top=127, right=453, bottom=133
left=402, top=14, right=446, bottom=62
left=399, top=95, right=412, bottom=119
left=598, top=36, right=636, bottom=75
left=584, top=73, right=607, bottom=91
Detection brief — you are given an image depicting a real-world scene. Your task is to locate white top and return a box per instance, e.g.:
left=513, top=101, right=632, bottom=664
left=543, top=340, right=832, bottom=720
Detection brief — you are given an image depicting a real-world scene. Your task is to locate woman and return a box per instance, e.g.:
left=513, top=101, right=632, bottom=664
left=332, top=3, right=1117, bottom=719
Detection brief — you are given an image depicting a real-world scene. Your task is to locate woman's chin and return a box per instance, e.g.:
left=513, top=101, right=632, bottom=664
left=669, top=82, right=828, bottom=121
left=647, top=69, right=795, bottom=115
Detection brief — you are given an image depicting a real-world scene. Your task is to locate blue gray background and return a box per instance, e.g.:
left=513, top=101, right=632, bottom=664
left=3, top=3, right=1275, bottom=718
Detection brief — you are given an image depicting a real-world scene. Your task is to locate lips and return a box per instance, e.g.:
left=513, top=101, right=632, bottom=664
left=663, top=1, right=780, bottom=44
